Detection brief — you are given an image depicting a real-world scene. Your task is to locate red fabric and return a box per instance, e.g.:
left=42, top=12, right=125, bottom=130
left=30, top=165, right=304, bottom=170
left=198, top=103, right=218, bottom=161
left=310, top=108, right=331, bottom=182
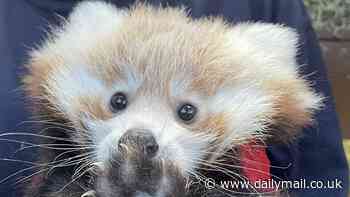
left=240, top=141, right=273, bottom=192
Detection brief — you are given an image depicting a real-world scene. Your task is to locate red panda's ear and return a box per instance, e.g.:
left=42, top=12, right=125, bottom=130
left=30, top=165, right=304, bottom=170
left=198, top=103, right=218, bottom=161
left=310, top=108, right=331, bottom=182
left=66, top=1, right=126, bottom=36
left=227, top=23, right=324, bottom=142
left=229, top=22, right=300, bottom=70
left=269, top=79, right=323, bottom=143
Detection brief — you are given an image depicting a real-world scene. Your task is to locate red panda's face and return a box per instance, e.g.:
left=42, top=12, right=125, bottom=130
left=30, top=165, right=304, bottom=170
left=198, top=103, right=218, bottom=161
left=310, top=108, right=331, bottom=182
left=23, top=2, right=322, bottom=196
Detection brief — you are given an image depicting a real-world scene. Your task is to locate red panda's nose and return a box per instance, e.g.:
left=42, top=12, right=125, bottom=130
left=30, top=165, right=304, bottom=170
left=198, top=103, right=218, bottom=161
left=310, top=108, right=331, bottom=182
left=118, top=129, right=159, bottom=158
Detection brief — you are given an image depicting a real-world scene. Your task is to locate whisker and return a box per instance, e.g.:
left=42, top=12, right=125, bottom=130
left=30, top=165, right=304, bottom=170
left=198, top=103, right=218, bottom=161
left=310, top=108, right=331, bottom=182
left=0, top=165, right=40, bottom=184
left=14, top=167, right=51, bottom=185
left=0, top=132, right=79, bottom=143
left=190, top=171, right=253, bottom=196
left=55, top=166, right=92, bottom=193
left=195, top=157, right=283, bottom=181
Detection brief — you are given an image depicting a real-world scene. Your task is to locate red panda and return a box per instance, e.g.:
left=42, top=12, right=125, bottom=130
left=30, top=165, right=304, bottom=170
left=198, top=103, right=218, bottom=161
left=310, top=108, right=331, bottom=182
left=22, top=1, right=322, bottom=197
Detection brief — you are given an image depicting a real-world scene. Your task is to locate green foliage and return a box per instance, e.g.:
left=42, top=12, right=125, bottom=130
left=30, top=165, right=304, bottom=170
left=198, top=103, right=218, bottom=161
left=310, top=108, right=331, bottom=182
left=304, top=0, right=350, bottom=34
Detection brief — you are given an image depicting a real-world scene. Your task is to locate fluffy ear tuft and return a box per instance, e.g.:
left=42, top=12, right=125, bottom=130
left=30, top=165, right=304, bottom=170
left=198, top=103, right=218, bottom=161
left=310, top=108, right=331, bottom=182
left=69, top=1, right=124, bottom=30
left=230, top=23, right=299, bottom=70
left=232, top=23, right=299, bottom=47
left=58, top=0, right=126, bottom=41
left=228, top=23, right=323, bottom=143
left=34, top=0, right=127, bottom=62
left=270, top=80, right=324, bottom=143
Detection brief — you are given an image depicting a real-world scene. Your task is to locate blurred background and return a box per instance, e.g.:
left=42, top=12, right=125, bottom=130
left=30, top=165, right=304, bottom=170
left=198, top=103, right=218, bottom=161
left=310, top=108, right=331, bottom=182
left=304, top=0, right=350, bottom=164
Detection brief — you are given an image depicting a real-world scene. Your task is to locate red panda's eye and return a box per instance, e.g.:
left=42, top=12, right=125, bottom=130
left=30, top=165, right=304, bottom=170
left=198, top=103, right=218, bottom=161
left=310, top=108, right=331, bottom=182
left=110, top=92, right=128, bottom=112
left=177, top=103, right=197, bottom=123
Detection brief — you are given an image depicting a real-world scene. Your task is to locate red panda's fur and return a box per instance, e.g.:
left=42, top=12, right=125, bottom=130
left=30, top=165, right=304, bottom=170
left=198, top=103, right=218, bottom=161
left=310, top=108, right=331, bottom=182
left=22, top=2, right=322, bottom=197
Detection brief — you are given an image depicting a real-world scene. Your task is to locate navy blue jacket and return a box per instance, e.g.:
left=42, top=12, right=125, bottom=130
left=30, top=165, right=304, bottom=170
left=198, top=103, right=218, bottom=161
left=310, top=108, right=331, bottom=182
left=0, top=0, right=348, bottom=196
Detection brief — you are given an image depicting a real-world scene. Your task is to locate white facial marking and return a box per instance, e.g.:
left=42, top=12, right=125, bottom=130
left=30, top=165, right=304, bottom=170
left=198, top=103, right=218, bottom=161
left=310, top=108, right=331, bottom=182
left=47, top=66, right=106, bottom=118
left=208, top=83, right=275, bottom=160
left=86, top=89, right=213, bottom=175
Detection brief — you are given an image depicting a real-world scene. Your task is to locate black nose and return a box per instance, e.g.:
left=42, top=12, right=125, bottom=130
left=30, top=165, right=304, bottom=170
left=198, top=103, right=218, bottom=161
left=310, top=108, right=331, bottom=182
left=118, top=129, right=159, bottom=158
